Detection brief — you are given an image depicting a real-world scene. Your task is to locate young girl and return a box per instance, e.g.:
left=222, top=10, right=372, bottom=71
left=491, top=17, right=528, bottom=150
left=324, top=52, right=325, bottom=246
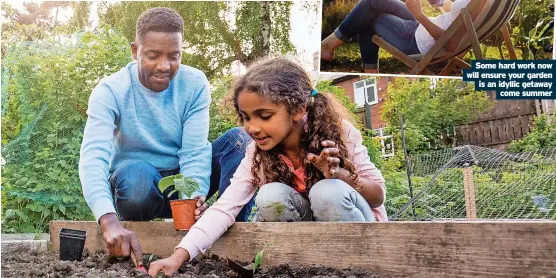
left=321, top=0, right=487, bottom=73
left=147, top=57, right=386, bottom=277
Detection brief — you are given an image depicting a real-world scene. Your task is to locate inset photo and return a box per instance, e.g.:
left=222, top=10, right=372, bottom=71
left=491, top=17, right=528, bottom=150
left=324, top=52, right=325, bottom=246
left=320, top=0, right=555, bottom=76
left=318, top=72, right=556, bottom=221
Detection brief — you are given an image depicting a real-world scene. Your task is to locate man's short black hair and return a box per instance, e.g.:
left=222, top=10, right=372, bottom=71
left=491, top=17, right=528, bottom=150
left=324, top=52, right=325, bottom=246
left=136, top=7, right=184, bottom=42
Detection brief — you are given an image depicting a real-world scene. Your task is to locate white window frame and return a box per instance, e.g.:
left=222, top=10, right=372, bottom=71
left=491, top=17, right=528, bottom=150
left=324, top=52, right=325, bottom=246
left=373, top=128, right=395, bottom=158
left=353, top=79, right=378, bottom=107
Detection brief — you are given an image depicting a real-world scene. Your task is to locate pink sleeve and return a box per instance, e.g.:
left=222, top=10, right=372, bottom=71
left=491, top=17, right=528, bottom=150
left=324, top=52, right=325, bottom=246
left=343, top=121, right=388, bottom=221
left=175, top=143, right=257, bottom=259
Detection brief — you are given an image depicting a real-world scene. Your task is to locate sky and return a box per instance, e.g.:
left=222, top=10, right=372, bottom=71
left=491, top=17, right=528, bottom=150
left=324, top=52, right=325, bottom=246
left=3, top=0, right=321, bottom=75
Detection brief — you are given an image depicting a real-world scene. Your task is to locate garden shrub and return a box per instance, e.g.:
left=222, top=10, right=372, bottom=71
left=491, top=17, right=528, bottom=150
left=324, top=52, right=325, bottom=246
left=507, top=113, right=556, bottom=153
left=382, top=78, right=492, bottom=153
left=208, top=76, right=237, bottom=142
left=321, top=0, right=357, bottom=38
left=1, top=27, right=132, bottom=232
left=510, top=0, right=554, bottom=59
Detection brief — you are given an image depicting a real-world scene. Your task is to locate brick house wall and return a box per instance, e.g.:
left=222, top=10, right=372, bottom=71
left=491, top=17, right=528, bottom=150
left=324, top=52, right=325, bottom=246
left=332, top=75, right=391, bottom=130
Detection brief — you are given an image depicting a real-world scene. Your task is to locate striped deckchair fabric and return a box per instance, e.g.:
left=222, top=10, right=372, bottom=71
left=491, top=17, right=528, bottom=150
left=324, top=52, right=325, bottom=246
left=372, top=0, right=520, bottom=75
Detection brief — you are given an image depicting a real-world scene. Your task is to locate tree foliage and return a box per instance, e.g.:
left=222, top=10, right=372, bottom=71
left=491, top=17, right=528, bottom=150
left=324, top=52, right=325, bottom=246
left=98, top=1, right=296, bottom=78
left=381, top=78, right=492, bottom=152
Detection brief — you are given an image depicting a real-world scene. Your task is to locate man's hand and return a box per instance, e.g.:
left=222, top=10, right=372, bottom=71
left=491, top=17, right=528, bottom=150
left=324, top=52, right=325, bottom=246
left=148, top=248, right=190, bottom=277
left=405, top=0, right=426, bottom=20
left=99, top=213, right=143, bottom=267
left=307, top=140, right=341, bottom=179
left=193, top=195, right=209, bottom=220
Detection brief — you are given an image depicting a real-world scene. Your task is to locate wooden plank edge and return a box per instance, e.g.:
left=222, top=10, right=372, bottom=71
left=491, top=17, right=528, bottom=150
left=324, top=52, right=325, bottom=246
left=49, top=221, right=556, bottom=277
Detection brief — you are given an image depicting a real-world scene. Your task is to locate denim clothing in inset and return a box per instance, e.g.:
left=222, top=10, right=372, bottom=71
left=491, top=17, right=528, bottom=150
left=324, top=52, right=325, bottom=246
left=109, top=127, right=254, bottom=222
left=254, top=180, right=375, bottom=222
left=335, top=0, right=421, bottom=67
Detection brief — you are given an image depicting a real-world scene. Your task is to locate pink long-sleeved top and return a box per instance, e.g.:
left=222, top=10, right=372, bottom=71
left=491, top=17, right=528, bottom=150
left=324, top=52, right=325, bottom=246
left=176, top=121, right=387, bottom=260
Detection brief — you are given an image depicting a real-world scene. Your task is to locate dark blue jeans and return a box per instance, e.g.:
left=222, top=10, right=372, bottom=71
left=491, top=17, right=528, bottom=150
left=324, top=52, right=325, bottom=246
left=335, top=0, right=421, bottom=68
left=109, top=127, right=254, bottom=222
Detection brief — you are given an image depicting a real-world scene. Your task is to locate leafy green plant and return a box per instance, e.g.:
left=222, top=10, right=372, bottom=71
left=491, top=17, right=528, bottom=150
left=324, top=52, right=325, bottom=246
left=508, top=113, right=556, bottom=152
left=1, top=27, right=131, bottom=233
left=520, top=16, right=554, bottom=59
left=252, top=247, right=266, bottom=273
left=158, top=174, right=200, bottom=199
left=511, top=0, right=554, bottom=60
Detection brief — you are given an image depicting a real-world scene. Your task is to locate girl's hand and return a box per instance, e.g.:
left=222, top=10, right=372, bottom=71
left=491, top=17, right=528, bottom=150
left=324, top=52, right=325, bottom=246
left=405, top=0, right=426, bottom=20
left=307, top=140, right=341, bottom=179
left=148, top=248, right=189, bottom=277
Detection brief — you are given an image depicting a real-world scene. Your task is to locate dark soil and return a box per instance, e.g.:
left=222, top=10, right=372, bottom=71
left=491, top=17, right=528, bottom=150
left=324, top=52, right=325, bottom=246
left=1, top=247, right=390, bottom=278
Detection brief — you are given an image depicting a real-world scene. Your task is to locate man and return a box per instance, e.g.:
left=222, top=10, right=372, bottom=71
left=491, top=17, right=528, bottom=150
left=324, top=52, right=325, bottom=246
left=79, top=7, right=253, bottom=268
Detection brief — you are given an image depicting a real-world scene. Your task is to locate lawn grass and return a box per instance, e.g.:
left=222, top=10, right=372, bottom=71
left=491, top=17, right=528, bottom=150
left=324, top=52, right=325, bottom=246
left=320, top=41, right=524, bottom=75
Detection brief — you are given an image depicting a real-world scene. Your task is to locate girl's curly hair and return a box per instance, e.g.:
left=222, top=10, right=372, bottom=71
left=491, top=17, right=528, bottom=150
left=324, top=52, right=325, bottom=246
left=232, top=57, right=358, bottom=192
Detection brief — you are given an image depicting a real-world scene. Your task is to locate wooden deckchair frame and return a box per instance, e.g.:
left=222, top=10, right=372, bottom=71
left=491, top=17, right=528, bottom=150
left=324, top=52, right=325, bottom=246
left=372, top=0, right=518, bottom=76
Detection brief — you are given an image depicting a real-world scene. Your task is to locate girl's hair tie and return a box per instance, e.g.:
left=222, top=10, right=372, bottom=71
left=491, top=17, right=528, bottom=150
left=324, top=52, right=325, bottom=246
left=311, top=89, right=319, bottom=96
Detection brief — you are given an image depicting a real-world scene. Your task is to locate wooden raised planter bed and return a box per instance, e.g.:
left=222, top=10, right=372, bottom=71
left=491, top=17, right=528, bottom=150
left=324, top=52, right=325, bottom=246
left=49, top=220, right=556, bottom=277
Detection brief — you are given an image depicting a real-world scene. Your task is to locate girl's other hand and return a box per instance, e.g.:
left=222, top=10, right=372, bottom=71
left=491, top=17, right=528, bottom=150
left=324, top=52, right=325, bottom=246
left=148, top=248, right=190, bottom=277
left=405, top=0, right=426, bottom=20
left=307, top=140, right=341, bottom=179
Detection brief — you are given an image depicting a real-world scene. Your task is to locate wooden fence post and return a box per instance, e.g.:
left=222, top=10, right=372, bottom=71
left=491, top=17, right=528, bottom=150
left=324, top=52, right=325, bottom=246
left=463, top=167, right=477, bottom=220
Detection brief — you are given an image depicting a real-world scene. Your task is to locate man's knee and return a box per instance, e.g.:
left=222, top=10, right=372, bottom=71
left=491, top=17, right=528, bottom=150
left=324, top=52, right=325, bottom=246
left=214, top=127, right=251, bottom=153
left=111, top=161, right=160, bottom=187
left=111, top=160, right=164, bottom=220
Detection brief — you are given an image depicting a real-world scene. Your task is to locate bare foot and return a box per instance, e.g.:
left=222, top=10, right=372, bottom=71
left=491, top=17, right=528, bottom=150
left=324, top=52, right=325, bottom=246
left=321, top=43, right=335, bottom=62
left=364, top=68, right=379, bottom=74
left=321, top=33, right=344, bottom=62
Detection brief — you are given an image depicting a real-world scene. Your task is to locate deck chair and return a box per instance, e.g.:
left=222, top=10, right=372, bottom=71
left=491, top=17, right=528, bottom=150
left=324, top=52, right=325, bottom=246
left=372, top=0, right=520, bottom=75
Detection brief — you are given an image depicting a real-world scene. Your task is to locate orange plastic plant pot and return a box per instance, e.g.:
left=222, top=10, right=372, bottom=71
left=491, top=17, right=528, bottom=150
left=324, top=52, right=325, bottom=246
left=169, top=199, right=197, bottom=231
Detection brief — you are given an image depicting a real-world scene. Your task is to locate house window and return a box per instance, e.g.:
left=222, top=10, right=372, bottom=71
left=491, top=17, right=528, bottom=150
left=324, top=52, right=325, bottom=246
left=353, top=78, right=378, bottom=107
left=374, top=128, right=394, bottom=158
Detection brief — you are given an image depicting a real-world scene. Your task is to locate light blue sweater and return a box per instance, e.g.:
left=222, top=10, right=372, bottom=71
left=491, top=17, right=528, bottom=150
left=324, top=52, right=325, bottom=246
left=79, top=61, right=212, bottom=221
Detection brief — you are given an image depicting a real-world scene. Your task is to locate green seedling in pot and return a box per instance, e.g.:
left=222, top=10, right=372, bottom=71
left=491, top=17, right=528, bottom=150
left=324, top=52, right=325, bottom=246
left=158, top=174, right=200, bottom=199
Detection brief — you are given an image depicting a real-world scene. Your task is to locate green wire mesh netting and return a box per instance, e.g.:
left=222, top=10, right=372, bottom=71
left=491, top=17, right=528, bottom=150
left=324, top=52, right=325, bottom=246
left=391, top=145, right=556, bottom=221
left=1, top=31, right=131, bottom=232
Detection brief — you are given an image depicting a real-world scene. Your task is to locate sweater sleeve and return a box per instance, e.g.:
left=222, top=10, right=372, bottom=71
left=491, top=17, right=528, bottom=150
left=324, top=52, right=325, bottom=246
left=346, top=124, right=385, bottom=191
left=176, top=143, right=257, bottom=259
left=79, top=83, right=120, bottom=221
left=179, top=73, right=212, bottom=198
left=343, top=122, right=388, bottom=221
